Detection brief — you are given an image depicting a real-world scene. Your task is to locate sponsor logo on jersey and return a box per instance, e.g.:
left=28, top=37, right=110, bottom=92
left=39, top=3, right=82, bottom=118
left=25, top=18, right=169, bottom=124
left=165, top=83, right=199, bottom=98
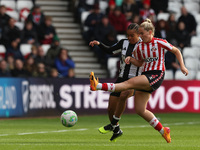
left=144, top=57, right=158, bottom=62
left=151, top=46, right=157, bottom=52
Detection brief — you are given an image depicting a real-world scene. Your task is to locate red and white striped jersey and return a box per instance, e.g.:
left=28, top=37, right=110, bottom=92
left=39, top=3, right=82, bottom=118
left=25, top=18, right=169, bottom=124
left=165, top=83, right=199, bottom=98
left=134, top=37, right=173, bottom=72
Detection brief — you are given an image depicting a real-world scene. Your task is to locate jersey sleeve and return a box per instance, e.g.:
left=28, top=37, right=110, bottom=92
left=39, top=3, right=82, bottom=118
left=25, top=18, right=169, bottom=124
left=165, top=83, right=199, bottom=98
left=98, top=40, right=123, bottom=54
left=158, top=39, right=173, bottom=51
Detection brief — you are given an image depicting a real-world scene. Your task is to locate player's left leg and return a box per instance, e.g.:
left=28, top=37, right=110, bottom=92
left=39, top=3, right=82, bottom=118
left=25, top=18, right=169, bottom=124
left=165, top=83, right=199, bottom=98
left=109, top=90, right=134, bottom=142
left=134, top=91, right=171, bottom=143
left=99, top=95, right=119, bottom=134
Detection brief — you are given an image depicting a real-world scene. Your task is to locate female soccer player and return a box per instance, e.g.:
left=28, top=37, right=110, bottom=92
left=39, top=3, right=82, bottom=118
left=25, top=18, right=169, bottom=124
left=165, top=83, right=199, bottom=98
left=89, top=23, right=142, bottom=141
left=90, top=19, right=188, bottom=143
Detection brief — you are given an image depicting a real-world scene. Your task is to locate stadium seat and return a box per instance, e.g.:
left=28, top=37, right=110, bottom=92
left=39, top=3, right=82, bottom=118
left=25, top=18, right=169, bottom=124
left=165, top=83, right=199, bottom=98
left=107, top=57, right=120, bottom=78
left=196, top=25, right=200, bottom=36
left=16, top=0, right=33, bottom=11
left=165, top=70, right=174, bottom=80
left=99, top=0, right=108, bottom=14
left=175, top=70, right=196, bottom=80
left=0, top=45, right=6, bottom=58
left=117, top=34, right=126, bottom=41
left=20, top=44, right=32, bottom=56
left=81, top=11, right=90, bottom=32
left=42, top=44, right=51, bottom=55
left=157, top=13, right=170, bottom=21
left=191, top=36, right=200, bottom=47
left=184, top=58, right=199, bottom=71
left=167, top=1, right=182, bottom=14
left=15, top=21, right=24, bottom=30
left=0, top=0, right=16, bottom=10
left=184, top=2, right=199, bottom=15
left=182, top=47, right=199, bottom=59
left=196, top=71, right=200, bottom=80
left=6, top=10, right=19, bottom=21
left=195, top=14, right=200, bottom=25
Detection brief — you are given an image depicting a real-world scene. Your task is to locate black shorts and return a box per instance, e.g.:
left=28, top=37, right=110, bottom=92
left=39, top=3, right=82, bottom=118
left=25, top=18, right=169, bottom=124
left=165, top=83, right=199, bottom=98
left=110, top=77, right=129, bottom=97
left=140, top=70, right=165, bottom=93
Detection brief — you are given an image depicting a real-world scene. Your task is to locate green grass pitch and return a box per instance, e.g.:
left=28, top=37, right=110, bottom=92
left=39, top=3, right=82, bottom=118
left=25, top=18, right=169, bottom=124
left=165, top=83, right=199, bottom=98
left=0, top=113, right=200, bottom=150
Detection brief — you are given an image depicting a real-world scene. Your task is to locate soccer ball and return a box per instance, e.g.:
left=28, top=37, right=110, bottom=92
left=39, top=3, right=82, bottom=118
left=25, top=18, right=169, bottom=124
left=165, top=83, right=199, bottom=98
left=61, top=110, right=78, bottom=127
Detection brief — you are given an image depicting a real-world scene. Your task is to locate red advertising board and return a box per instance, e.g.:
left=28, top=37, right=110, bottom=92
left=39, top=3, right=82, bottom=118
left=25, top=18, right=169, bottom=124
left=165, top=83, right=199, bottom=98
left=126, top=80, right=200, bottom=113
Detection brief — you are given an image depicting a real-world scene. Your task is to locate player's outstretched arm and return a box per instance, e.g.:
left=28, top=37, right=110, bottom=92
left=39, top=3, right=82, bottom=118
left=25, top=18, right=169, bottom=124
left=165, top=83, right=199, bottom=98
left=170, top=46, right=188, bottom=76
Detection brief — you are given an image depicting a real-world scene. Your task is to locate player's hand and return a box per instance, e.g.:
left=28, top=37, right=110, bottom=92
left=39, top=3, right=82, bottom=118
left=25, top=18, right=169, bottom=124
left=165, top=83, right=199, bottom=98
left=89, top=40, right=100, bottom=47
left=181, top=66, right=188, bottom=76
left=125, top=56, right=131, bottom=64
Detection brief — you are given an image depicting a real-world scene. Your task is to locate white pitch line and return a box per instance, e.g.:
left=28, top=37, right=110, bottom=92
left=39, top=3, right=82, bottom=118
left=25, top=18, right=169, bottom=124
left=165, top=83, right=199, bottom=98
left=0, top=121, right=200, bottom=137
left=0, top=128, right=88, bottom=137
left=122, top=121, right=200, bottom=129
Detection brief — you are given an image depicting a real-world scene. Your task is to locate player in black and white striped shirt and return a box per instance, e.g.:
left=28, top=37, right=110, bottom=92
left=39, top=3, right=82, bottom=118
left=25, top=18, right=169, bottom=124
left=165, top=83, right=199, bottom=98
left=89, top=23, right=142, bottom=141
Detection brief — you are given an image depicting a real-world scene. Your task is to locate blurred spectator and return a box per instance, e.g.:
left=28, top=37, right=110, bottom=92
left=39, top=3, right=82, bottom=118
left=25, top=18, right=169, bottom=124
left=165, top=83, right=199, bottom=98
left=94, top=15, right=116, bottom=42
left=155, top=19, right=170, bottom=40
left=129, top=14, right=141, bottom=25
left=0, top=5, right=10, bottom=38
left=35, top=45, right=46, bottom=64
left=11, top=59, right=29, bottom=77
left=0, top=59, right=11, bottom=77
left=121, top=0, right=139, bottom=21
left=46, top=35, right=62, bottom=67
left=174, top=21, right=190, bottom=50
left=93, top=15, right=117, bottom=64
left=21, top=21, right=38, bottom=44
left=68, top=68, right=75, bottom=78
left=28, top=45, right=38, bottom=59
left=24, top=55, right=36, bottom=76
left=139, top=0, right=156, bottom=23
left=37, top=16, right=56, bottom=44
left=178, top=6, right=197, bottom=36
left=50, top=68, right=59, bottom=78
left=165, top=51, right=180, bottom=78
left=32, top=62, right=48, bottom=77
left=6, top=40, right=24, bottom=61
left=108, top=6, right=127, bottom=34
left=55, top=49, right=75, bottom=78
left=1, top=18, right=21, bottom=47
left=83, top=4, right=104, bottom=43
left=106, top=0, right=116, bottom=15
left=27, top=5, right=45, bottom=30
left=151, top=0, right=168, bottom=15
left=167, top=13, right=177, bottom=45
left=6, top=55, right=14, bottom=71
left=75, top=0, right=99, bottom=23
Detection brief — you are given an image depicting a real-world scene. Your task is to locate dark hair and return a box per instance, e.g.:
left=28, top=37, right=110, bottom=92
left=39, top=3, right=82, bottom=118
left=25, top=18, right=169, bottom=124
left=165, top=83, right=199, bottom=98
left=127, top=23, right=139, bottom=32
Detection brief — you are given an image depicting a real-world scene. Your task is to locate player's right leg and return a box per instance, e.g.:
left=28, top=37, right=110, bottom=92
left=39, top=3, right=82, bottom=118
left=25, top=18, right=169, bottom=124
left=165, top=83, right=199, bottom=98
left=90, top=72, right=152, bottom=92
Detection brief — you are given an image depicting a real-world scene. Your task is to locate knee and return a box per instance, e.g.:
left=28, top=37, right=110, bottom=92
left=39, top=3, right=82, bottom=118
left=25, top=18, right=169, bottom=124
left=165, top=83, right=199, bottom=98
left=120, top=91, right=131, bottom=101
left=135, top=106, right=145, bottom=116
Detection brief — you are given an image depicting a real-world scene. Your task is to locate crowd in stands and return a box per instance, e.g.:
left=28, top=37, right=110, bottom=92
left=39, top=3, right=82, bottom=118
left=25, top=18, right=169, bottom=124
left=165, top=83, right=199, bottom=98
left=0, top=2, right=75, bottom=78
left=76, top=0, right=198, bottom=79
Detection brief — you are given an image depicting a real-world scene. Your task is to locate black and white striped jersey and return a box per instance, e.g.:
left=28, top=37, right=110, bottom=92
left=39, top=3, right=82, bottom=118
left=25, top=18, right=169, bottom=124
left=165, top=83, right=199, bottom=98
left=99, top=38, right=143, bottom=79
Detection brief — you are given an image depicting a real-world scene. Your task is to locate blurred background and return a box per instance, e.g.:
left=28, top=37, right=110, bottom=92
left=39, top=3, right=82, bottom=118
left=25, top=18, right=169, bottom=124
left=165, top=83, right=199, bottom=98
left=0, top=0, right=200, bottom=118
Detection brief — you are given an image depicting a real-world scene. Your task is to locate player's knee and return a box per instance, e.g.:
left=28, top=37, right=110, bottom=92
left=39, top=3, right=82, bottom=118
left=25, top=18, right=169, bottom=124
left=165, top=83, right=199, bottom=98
left=120, top=91, right=130, bottom=101
left=135, top=106, right=145, bottom=116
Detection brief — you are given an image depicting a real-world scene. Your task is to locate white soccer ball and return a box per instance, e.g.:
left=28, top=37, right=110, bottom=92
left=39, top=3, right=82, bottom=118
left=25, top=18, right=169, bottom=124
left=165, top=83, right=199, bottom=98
left=61, top=110, right=78, bottom=127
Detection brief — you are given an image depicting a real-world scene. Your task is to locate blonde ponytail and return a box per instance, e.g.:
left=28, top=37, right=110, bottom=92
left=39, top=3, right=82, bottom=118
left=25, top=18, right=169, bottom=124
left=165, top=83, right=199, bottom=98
left=140, top=18, right=155, bottom=36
